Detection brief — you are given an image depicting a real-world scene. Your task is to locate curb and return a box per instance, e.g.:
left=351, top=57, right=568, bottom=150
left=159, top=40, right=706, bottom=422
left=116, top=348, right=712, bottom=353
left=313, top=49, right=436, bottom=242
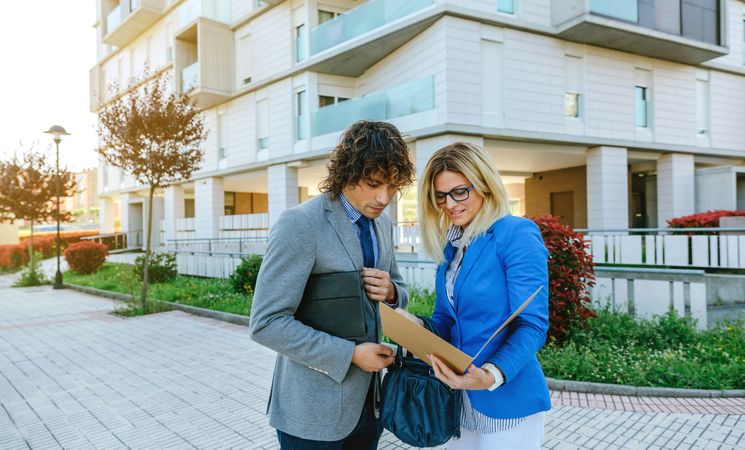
left=63, top=283, right=250, bottom=327
left=65, top=283, right=743, bottom=399
left=547, top=377, right=745, bottom=398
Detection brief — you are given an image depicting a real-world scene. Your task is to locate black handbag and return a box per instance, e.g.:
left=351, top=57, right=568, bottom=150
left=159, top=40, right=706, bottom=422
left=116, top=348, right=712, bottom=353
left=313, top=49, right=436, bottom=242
left=380, top=344, right=462, bottom=447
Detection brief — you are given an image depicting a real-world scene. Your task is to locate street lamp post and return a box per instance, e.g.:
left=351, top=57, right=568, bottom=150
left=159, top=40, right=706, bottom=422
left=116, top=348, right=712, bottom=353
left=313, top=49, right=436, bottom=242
left=45, top=125, right=70, bottom=290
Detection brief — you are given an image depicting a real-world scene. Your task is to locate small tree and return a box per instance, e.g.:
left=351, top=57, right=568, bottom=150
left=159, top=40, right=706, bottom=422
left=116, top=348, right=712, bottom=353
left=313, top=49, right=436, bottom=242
left=0, top=149, right=76, bottom=281
left=97, top=70, right=206, bottom=311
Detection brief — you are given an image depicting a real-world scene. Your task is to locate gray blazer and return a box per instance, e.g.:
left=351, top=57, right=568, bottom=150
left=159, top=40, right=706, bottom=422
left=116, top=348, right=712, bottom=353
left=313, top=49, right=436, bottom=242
left=249, top=193, right=409, bottom=441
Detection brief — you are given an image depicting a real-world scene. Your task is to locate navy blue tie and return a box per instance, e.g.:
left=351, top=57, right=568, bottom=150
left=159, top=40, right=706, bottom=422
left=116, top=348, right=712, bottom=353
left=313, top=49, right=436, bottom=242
left=357, top=216, right=375, bottom=268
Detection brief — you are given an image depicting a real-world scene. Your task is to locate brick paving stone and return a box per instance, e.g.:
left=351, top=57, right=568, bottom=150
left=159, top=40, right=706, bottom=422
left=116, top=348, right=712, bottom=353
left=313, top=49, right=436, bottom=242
left=2, top=280, right=744, bottom=450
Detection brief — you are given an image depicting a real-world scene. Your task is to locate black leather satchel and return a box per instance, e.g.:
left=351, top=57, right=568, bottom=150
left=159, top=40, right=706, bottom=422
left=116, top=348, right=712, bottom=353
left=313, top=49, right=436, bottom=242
left=294, top=271, right=366, bottom=340
left=381, top=345, right=462, bottom=447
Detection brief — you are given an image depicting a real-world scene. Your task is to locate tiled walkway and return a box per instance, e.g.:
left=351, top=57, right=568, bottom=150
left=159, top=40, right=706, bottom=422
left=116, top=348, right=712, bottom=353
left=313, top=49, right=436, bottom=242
left=0, top=280, right=743, bottom=449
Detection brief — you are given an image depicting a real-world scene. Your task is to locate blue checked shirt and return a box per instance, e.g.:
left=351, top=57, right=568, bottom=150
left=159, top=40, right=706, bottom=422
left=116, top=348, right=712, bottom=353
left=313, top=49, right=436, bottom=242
left=339, top=194, right=379, bottom=268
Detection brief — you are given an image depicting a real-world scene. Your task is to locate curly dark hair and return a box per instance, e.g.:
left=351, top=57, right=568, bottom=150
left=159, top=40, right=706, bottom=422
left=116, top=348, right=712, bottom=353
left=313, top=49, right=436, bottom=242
left=319, top=121, right=415, bottom=198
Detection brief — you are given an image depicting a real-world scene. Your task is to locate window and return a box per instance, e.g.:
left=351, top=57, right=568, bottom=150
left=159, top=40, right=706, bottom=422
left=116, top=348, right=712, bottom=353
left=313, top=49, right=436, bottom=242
left=257, top=99, right=269, bottom=150
left=635, top=86, right=648, bottom=128
left=218, top=112, right=227, bottom=159
left=296, top=90, right=307, bottom=140
left=696, top=74, right=710, bottom=136
left=497, top=0, right=514, bottom=14
left=564, top=93, right=580, bottom=117
left=318, top=10, right=338, bottom=25
left=319, top=95, right=349, bottom=108
left=564, top=54, right=583, bottom=118
left=295, top=24, right=306, bottom=62
left=166, top=23, right=173, bottom=63
left=743, top=19, right=745, bottom=65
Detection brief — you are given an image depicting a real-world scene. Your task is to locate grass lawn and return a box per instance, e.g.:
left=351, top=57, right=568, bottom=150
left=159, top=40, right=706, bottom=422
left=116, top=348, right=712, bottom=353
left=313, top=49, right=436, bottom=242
left=65, top=263, right=251, bottom=316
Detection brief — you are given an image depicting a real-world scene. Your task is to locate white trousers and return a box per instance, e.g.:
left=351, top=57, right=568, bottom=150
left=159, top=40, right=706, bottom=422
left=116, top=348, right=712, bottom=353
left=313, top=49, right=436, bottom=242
left=447, top=411, right=545, bottom=450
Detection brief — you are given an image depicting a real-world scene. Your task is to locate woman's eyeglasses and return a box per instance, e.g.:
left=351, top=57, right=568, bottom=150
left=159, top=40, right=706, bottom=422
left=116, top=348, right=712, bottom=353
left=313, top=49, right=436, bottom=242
left=434, top=184, right=475, bottom=205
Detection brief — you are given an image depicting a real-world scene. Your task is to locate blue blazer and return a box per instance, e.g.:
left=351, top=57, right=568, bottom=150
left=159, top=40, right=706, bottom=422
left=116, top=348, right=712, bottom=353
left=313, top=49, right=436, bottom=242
left=429, top=215, right=551, bottom=419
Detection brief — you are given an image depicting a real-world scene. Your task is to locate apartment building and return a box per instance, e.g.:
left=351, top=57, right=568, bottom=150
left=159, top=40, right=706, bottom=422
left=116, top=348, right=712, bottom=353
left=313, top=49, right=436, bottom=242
left=91, top=0, right=745, bottom=252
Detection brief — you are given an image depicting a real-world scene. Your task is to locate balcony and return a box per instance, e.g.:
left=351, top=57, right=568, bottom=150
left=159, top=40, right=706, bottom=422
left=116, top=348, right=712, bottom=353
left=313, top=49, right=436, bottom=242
left=178, top=0, right=231, bottom=30
left=311, top=76, right=434, bottom=137
left=181, top=62, right=200, bottom=93
left=308, top=0, right=437, bottom=76
left=103, top=0, right=165, bottom=47
left=552, top=0, right=727, bottom=64
left=174, top=16, right=234, bottom=109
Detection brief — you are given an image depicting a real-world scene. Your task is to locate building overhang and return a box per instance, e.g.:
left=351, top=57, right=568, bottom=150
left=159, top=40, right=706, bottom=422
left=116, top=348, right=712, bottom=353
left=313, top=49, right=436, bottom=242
left=556, top=14, right=727, bottom=65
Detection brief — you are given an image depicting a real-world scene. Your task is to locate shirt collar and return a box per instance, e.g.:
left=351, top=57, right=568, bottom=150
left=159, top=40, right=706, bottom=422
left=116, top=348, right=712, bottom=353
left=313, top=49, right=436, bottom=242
left=339, top=194, right=363, bottom=223
left=446, top=225, right=465, bottom=248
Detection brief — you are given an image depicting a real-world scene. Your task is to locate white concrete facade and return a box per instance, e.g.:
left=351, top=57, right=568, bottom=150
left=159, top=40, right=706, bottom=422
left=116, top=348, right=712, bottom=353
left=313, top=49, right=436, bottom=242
left=93, top=0, right=745, bottom=247
left=657, top=153, right=695, bottom=227
left=586, top=146, right=629, bottom=230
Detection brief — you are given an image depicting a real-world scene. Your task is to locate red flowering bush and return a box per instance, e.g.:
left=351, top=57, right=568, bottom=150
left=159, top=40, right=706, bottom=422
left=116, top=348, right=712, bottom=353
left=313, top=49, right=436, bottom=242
left=668, top=210, right=745, bottom=234
left=0, top=244, right=29, bottom=270
left=20, top=231, right=99, bottom=257
left=529, top=215, right=596, bottom=344
left=64, top=241, right=109, bottom=274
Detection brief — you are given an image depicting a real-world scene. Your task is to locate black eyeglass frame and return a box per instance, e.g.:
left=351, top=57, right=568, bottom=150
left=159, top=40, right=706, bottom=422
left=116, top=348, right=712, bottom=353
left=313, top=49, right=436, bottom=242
left=434, top=184, right=475, bottom=205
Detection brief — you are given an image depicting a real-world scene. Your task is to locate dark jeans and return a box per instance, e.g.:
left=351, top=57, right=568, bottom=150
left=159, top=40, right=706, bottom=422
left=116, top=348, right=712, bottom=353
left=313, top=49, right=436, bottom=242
left=276, top=392, right=382, bottom=450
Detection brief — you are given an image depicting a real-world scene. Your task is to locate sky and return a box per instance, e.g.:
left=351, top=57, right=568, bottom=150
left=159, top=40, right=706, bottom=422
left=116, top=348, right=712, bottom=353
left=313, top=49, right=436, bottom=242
left=0, top=1, right=98, bottom=172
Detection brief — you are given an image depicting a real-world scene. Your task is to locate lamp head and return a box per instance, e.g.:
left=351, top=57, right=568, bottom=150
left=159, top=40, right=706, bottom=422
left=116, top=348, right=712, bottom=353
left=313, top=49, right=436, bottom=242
left=45, top=125, right=70, bottom=143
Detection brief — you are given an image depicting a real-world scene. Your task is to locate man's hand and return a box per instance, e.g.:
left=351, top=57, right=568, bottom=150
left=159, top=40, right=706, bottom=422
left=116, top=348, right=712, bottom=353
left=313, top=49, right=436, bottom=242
left=352, top=343, right=395, bottom=372
left=429, top=354, right=496, bottom=390
left=361, top=268, right=396, bottom=303
left=395, top=308, right=424, bottom=327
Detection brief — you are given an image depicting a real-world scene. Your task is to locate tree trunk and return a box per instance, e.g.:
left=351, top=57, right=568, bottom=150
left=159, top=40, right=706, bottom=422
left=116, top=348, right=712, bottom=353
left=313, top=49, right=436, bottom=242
left=140, top=185, right=156, bottom=313
left=27, top=220, right=34, bottom=268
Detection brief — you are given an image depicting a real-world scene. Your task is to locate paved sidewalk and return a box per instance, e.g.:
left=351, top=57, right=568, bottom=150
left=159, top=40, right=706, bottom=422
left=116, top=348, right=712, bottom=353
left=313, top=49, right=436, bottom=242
left=0, top=281, right=743, bottom=449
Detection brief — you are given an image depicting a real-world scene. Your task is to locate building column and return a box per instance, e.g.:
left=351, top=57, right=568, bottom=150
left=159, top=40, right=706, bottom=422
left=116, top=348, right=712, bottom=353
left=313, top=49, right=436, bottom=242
left=413, top=135, right=485, bottom=183
left=268, top=164, right=299, bottom=228
left=164, top=186, right=185, bottom=244
left=586, top=146, right=629, bottom=230
left=143, top=195, right=165, bottom=248
left=195, top=177, right=224, bottom=239
left=413, top=135, right=484, bottom=253
left=657, top=153, right=694, bottom=227
left=119, top=193, right=132, bottom=234
left=98, top=197, right=116, bottom=234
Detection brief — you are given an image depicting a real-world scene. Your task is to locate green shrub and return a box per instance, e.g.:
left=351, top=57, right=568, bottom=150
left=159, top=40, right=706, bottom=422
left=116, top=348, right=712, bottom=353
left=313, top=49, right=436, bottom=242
left=539, top=309, right=745, bottom=389
left=230, top=254, right=262, bottom=295
left=134, top=252, right=177, bottom=283
left=406, top=288, right=436, bottom=317
left=13, top=251, right=49, bottom=287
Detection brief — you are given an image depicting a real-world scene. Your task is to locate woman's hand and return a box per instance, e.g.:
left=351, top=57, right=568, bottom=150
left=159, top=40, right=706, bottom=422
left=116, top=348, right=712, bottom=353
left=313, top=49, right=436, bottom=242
left=395, top=308, right=424, bottom=327
left=429, top=354, right=495, bottom=390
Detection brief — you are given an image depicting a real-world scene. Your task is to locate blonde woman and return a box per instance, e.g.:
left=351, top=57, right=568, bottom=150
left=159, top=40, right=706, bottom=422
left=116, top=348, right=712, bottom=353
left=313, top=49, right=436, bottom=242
left=398, top=142, right=550, bottom=449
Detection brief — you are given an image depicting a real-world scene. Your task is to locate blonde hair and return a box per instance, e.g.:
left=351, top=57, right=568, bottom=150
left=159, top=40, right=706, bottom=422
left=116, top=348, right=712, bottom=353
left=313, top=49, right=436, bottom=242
left=418, top=142, right=510, bottom=263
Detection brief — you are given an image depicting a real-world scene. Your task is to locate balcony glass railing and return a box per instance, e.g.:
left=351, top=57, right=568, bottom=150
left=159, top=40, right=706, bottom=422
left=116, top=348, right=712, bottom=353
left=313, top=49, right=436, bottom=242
left=311, top=76, right=434, bottom=137
left=310, top=0, right=432, bottom=55
left=589, top=0, right=638, bottom=23
left=179, top=0, right=232, bottom=29
left=182, top=62, right=200, bottom=93
left=106, top=5, right=122, bottom=35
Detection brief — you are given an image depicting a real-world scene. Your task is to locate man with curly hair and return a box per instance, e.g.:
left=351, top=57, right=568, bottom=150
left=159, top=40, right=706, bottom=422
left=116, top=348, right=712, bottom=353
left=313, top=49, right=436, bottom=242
left=250, top=120, right=415, bottom=449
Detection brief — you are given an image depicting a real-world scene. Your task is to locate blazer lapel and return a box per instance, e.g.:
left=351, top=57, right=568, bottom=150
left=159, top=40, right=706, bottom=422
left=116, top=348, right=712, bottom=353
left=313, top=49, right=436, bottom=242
left=324, top=195, right=363, bottom=269
left=372, top=218, right=389, bottom=270
left=453, top=232, right=492, bottom=302
left=438, top=244, right=458, bottom=317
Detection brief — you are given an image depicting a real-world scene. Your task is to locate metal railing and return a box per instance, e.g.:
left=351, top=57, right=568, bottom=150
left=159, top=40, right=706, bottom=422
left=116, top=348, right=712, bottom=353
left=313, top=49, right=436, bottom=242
left=81, top=230, right=143, bottom=251
left=579, top=227, right=745, bottom=270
